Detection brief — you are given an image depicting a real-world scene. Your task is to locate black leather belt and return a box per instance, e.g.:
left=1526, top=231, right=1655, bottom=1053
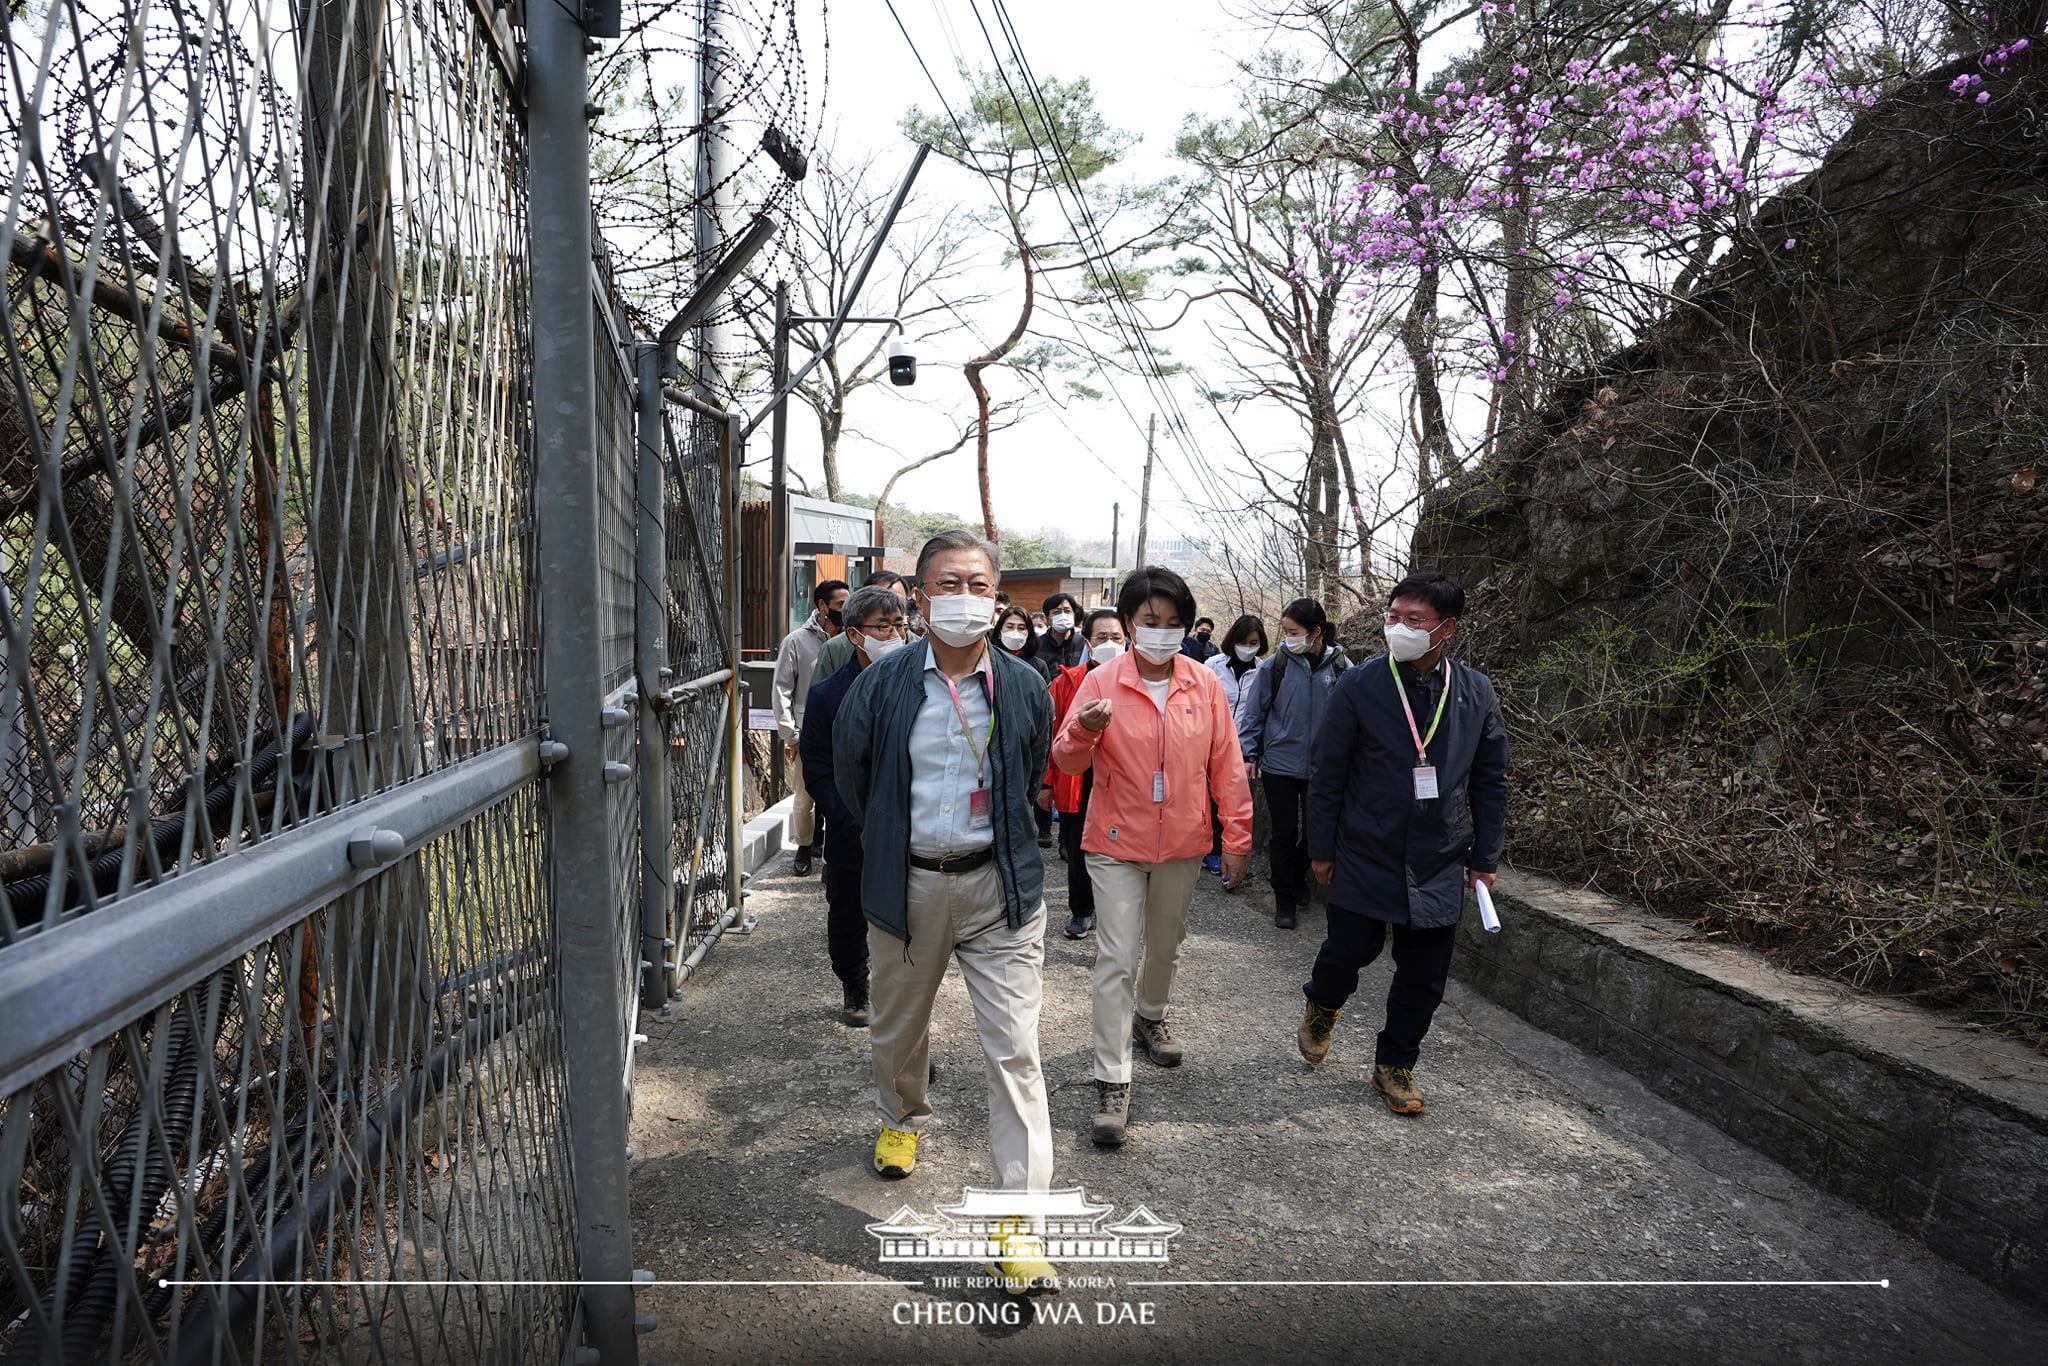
left=908, top=846, right=996, bottom=875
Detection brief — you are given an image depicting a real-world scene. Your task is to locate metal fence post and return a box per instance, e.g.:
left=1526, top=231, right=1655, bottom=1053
left=724, top=413, right=746, bottom=918
left=636, top=343, right=674, bottom=1010
left=529, top=5, right=637, bottom=1362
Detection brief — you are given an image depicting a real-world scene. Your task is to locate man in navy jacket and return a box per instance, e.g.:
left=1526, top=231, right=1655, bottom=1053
left=1297, top=572, right=1509, bottom=1116
left=799, top=583, right=908, bottom=1026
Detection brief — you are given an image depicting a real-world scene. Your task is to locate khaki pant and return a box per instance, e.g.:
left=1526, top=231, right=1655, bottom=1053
left=869, top=863, right=1053, bottom=1192
left=1086, top=853, right=1201, bottom=1083
left=788, top=747, right=816, bottom=847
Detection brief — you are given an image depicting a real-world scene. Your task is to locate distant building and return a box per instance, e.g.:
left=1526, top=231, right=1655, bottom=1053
left=999, top=565, right=1119, bottom=610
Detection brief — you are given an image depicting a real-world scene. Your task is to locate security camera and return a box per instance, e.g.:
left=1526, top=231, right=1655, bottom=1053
left=887, top=339, right=917, bottom=387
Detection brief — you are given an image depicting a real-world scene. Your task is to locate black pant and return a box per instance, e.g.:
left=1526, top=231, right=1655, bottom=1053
left=1036, top=804, right=1053, bottom=842
left=1209, top=797, right=1222, bottom=859
left=1304, top=905, right=1459, bottom=1068
left=1059, top=770, right=1096, bottom=916
left=1263, top=772, right=1309, bottom=909
left=823, top=858, right=870, bottom=988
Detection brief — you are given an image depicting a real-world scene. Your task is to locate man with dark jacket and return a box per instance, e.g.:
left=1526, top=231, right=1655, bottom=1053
left=1297, top=572, right=1508, bottom=1116
left=1032, top=591, right=1091, bottom=680
left=1179, top=617, right=1219, bottom=662
left=833, top=530, right=1060, bottom=1297
left=799, top=584, right=908, bottom=1027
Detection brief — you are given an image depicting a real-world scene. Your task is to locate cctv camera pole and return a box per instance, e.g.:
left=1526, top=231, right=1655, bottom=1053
left=768, top=280, right=791, bottom=800
left=743, top=141, right=930, bottom=446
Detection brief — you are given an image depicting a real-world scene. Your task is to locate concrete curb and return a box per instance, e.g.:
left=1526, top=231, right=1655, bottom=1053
left=1454, top=873, right=2048, bottom=1309
left=741, top=797, right=795, bottom=879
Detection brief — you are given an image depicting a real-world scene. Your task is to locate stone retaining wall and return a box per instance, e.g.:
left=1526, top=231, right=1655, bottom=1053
left=1454, top=874, right=2048, bottom=1308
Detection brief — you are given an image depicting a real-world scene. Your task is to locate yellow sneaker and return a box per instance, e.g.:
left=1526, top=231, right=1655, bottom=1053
left=873, top=1126, right=918, bottom=1178
left=984, top=1220, right=1060, bottom=1297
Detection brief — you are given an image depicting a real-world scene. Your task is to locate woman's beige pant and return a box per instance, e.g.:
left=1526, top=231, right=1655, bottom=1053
left=1085, top=853, right=1201, bottom=1084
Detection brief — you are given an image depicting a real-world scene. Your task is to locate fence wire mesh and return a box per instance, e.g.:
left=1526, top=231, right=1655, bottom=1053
left=1, top=0, right=744, bottom=1360
left=661, top=408, right=732, bottom=974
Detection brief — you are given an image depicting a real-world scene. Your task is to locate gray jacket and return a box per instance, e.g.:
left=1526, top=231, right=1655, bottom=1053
left=771, top=615, right=832, bottom=744
left=832, top=642, right=1054, bottom=943
left=1236, top=645, right=1350, bottom=780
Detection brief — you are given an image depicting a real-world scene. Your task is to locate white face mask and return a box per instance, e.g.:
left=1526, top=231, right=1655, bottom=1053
left=1089, top=639, right=1123, bottom=664
left=1000, top=627, right=1029, bottom=651
left=1234, top=643, right=1259, bottom=662
left=922, top=593, right=994, bottom=647
left=1133, top=625, right=1183, bottom=665
left=1281, top=633, right=1311, bottom=655
left=1048, top=611, right=1075, bottom=633
left=860, top=633, right=907, bottom=664
left=1384, top=621, right=1441, bottom=662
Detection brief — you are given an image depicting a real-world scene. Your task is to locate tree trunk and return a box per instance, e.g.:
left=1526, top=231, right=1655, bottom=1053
left=821, top=402, right=844, bottom=502
left=964, top=194, right=1034, bottom=541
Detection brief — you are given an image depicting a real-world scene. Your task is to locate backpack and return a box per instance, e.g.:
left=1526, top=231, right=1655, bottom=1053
left=1257, top=645, right=1349, bottom=726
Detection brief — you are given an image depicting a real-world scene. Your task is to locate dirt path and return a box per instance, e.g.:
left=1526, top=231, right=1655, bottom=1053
left=629, top=845, right=2048, bottom=1364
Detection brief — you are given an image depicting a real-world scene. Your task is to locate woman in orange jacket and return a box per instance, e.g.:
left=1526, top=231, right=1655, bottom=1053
left=1051, top=567, right=1254, bottom=1148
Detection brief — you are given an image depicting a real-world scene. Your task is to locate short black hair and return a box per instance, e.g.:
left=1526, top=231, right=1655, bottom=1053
left=863, top=569, right=906, bottom=589
left=1083, top=608, right=1122, bottom=641
left=1194, top=617, right=1215, bottom=630
left=995, top=591, right=1011, bottom=607
left=1388, top=571, right=1464, bottom=621
left=812, top=578, right=849, bottom=607
left=1219, top=613, right=1267, bottom=656
left=1115, top=565, right=1196, bottom=629
left=1042, top=591, right=1081, bottom=617
left=994, top=604, right=1039, bottom=661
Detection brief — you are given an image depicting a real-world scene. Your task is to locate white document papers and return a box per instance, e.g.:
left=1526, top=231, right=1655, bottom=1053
left=1475, top=879, right=1501, bottom=934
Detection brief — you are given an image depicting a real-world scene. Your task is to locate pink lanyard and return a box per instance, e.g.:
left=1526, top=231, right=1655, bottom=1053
left=1391, top=656, right=1451, bottom=763
left=943, top=670, right=996, bottom=783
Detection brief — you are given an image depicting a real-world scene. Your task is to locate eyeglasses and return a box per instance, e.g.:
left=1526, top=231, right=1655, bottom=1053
left=1384, top=610, right=1440, bottom=629
left=853, top=621, right=905, bottom=640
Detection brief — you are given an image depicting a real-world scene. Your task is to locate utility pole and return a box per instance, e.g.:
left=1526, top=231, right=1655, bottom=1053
left=1110, top=502, right=1119, bottom=571
left=1132, top=413, right=1155, bottom=567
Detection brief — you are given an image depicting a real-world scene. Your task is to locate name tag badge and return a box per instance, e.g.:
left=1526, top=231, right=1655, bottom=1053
left=968, top=787, right=993, bottom=831
left=1151, top=769, right=1166, bottom=804
left=1413, top=765, right=1439, bottom=801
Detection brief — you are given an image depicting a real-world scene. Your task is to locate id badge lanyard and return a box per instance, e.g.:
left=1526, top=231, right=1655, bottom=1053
left=1390, top=654, right=1451, bottom=800
left=943, top=669, right=998, bottom=784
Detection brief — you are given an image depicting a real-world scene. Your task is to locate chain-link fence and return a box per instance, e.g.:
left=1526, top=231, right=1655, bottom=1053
left=1, top=2, right=746, bottom=1362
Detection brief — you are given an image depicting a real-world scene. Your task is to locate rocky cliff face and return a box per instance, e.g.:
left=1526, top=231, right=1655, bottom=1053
left=1421, top=48, right=2043, bottom=678
left=1410, top=47, right=2047, bottom=1038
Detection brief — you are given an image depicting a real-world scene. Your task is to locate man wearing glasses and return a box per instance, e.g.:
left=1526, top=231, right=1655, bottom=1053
left=832, top=530, right=1061, bottom=1297
left=799, top=584, right=910, bottom=1027
left=1296, top=572, right=1510, bottom=1117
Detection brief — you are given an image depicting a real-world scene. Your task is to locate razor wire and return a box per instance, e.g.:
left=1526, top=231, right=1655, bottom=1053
left=0, top=0, right=757, bottom=1360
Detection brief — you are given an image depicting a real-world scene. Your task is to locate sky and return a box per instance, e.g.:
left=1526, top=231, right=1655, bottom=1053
left=744, top=0, right=1350, bottom=558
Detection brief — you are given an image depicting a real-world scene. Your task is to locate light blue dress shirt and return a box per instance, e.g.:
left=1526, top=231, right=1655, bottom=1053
left=908, top=643, right=997, bottom=857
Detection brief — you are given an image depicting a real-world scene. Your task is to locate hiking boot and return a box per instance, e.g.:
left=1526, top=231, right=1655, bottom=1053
left=1092, top=1080, right=1131, bottom=1147
left=1064, top=912, right=1095, bottom=939
left=1372, top=1063, right=1426, bottom=1115
left=1132, top=1014, right=1183, bottom=1068
left=986, top=1220, right=1061, bottom=1296
left=1274, top=902, right=1297, bottom=930
left=1201, top=854, right=1222, bottom=876
left=791, top=844, right=814, bottom=876
left=840, top=979, right=870, bottom=1028
left=873, top=1125, right=919, bottom=1177
left=1298, top=1002, right=1340, bottom=1067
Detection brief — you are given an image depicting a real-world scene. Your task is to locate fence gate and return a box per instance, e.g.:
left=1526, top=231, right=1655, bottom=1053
left=0, top=3, right=740, bottom=1362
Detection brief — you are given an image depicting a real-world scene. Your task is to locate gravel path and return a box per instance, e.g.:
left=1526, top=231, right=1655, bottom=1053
left=629, top=845, right=2048, bottom=1364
